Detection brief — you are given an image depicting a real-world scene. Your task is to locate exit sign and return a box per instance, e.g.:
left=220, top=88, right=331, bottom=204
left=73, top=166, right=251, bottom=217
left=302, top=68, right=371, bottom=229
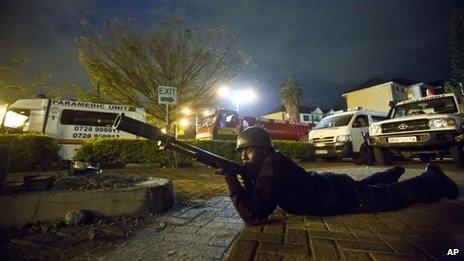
left=158, top=86, right=178, bottom=105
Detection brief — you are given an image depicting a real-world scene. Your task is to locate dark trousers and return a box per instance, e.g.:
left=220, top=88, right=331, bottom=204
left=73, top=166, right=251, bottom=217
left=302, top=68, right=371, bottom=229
left=355, top=170, right=451, bottom=213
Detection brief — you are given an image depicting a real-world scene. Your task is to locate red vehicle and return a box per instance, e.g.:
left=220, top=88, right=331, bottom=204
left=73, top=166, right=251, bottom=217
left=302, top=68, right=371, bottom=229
left=196, top=109, right=314, bottom=141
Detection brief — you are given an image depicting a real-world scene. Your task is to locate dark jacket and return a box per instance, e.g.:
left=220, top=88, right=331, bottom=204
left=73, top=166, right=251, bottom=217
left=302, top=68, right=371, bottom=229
left=225, top=151, right=362, bottom=225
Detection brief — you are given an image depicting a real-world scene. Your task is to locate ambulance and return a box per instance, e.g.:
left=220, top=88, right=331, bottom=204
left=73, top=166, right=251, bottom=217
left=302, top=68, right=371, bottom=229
left=0, top=98, right=146, bottom=160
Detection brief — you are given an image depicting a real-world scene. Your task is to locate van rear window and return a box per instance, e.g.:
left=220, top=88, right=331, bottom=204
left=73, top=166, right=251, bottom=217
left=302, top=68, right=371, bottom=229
left=60, top=110, right=117, bottom=126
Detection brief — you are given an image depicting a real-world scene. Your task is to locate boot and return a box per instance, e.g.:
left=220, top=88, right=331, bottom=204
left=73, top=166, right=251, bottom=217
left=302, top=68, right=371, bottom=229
left=424, top=163, right=459, bottom=200
left=388, top=167, right=459, bottom=205
left=357, top=167, right=459, bottom=213
left=359, top=166, right=405, bottom=185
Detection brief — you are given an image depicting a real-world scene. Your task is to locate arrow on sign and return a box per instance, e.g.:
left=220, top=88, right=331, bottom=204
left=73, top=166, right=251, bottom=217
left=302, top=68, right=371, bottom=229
left=160, top=97, right=175, bottom=103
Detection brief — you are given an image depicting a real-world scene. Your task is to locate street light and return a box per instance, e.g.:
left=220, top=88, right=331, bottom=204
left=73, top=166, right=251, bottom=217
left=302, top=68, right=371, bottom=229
left=202, top=109, right=212, bottom=116
left=232, top=89, right=257, bottom=115
left=215, top=84, right=258, bottom=114
left=181, top=107, right=197, bottom=131
left=181, top=107, right=192, bottom=116
left=217, top=85, right=231, bottom=99
left=179, top=118, right=190, bottom=127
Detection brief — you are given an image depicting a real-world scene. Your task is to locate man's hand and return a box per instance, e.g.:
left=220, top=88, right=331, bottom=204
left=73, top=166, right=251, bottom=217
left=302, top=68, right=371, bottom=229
left=209, top=161, right=229, bottom=176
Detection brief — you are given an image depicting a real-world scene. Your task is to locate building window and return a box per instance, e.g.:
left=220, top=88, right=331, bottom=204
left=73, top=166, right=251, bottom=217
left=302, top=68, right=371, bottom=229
left=302, top=114, right=310, bottom=122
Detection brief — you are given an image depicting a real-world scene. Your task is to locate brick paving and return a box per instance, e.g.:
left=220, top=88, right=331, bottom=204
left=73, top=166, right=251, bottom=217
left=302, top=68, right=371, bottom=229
left=99, top=162, right=464, bottom=261
left=100, top=196, right=244, bottom=260
left=228, top=201, right=464, bottom=260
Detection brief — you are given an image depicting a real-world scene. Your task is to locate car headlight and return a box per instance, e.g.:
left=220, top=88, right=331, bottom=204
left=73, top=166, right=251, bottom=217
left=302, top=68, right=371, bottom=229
left=429, top=118, right=455, bottom=129
left=370, top=125, right=382, bottom=135
left=336, top=135, right=351, bottom=142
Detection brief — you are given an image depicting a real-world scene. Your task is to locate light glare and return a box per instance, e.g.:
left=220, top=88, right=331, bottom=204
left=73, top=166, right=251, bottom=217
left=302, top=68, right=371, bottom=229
left=180, top=118, right=190, bottom=127
left=217, top=85, right=231, bottom=98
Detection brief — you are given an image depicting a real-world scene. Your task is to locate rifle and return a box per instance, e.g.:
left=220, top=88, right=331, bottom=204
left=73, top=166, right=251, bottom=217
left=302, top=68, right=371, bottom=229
left=112, top=113, right=253, bottom=178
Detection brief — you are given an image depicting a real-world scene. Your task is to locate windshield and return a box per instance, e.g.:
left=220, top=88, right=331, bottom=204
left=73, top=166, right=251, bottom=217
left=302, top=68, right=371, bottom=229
left=199, top=110, right=238, bottom=128
left=199, top=115, right=215, bottom=127
left=314, top=113, right=354, bottom=129
left=393, top=97, right=457, bottom=118
left=3, top=109, right=30, bottom=130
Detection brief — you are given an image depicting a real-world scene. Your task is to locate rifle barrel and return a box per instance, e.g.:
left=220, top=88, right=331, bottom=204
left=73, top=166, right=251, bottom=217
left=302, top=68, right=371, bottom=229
left=112, top=113, right=251, bottom=176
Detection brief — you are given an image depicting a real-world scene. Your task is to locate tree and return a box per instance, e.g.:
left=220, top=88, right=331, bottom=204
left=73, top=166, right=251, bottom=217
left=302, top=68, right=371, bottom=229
left=450, top=9, right=464, bottom=88
left=74, top=19, right=249, bottom=130
left=0, top=54, right=52, bottom=104
left=280, top=77, right=303, bottom=123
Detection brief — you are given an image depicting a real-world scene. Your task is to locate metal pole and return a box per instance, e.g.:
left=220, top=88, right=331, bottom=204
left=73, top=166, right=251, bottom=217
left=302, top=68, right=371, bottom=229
left=235, top=102, right=240, bottom=115
left=164, top=104, right=178, bottom=167
left=165, top=104, right=169, bottom=133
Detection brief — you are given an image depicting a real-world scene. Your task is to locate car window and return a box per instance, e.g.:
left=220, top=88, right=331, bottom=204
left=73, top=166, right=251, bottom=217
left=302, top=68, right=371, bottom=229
left=352, top=115, right=368, bottom=128
left=371, top=115, right=386, bottom=122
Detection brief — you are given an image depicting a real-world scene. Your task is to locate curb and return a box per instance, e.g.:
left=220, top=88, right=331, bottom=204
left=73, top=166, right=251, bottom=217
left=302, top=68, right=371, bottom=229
left=0, top=178, right=176, bottom=227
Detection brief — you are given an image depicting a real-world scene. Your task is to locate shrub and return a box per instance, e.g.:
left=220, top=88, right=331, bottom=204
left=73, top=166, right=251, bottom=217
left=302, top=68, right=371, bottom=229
left=273, top=140, right=314, bottom=161
left=189, top=140, right=240, bottom=161
left=74, top=138, right=313, bottom=166
left=0, top=134, right=60, bottom=172
left=74, top=138, right=168, bottom=166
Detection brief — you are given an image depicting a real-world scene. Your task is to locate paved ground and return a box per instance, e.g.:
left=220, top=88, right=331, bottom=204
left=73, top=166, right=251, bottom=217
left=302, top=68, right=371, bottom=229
left=101, top=196, right=242, bottom=260
left=99, top=160, right=464, bottom=261
left=3, top=160, right=464, bottom=260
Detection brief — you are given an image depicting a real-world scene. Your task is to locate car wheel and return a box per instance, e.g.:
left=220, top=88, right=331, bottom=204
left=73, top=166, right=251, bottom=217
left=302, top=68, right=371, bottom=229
left=373, top=147, right=392, bottom=166
left=450, top=143, right=464, bottom=169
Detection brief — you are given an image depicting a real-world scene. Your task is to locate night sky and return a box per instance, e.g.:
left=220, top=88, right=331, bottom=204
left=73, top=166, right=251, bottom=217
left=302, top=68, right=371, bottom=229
left=1, top=0, right=463, bottom=116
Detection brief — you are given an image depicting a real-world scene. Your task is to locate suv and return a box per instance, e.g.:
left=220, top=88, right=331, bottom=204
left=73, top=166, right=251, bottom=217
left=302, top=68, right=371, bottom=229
left=369, top=93, right=464, bottom=168
left=308, top=109, right=386, bottom=161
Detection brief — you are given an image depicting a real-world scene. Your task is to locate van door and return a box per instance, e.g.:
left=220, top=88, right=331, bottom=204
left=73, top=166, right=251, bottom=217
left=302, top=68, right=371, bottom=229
left=44, top=106, right=60, bottom=137
left=351, top=114, right=369, bottom=152
left=0, top=104, right=7, bottom=127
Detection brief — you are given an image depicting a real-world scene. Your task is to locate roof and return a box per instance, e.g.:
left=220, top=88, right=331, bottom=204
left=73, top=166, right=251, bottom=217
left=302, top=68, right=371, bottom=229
left=425, top=79, right=445, bottom=87
left=264, top=105, right=323, bottom=115
left=343, top=77, right=418, bottom=94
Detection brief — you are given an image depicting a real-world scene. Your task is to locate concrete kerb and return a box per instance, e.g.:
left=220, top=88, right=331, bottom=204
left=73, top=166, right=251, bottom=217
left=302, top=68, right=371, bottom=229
left=0, top=177, right=176, bottom=228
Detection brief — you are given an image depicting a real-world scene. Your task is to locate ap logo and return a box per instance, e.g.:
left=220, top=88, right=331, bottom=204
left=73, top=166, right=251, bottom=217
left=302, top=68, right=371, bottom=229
left=447, top=249, right=459, bottom=256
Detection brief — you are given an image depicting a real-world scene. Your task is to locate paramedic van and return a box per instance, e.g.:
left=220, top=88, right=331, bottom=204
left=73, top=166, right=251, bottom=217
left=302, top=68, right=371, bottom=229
left=308, top=109, right=387, bottom=161
left=0, top=98, right=146, bottom=160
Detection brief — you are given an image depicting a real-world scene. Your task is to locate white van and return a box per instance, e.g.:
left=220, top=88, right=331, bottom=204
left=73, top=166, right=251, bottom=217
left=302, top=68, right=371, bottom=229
left=308, top=109, right=386, bottom=160
left=1, top=99, right=146, bottom=160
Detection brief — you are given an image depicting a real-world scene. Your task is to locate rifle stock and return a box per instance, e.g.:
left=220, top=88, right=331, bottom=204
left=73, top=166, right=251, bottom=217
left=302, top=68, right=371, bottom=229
left=113, top=113, right=252, bottom=177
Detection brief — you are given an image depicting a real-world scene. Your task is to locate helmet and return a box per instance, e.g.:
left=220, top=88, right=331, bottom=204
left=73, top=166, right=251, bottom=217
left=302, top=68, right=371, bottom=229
left=236, top=126, right=272, bottom=151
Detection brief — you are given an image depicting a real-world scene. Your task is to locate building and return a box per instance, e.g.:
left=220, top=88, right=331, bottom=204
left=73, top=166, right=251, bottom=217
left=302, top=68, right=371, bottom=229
left=341, top=78, right=444, bottom=112
left=262, top=105, right=325, bottom=124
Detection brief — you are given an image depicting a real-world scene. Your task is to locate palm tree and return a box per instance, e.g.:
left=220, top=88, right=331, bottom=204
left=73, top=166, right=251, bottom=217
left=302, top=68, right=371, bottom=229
left=280, top=77, right=303, bottom=123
